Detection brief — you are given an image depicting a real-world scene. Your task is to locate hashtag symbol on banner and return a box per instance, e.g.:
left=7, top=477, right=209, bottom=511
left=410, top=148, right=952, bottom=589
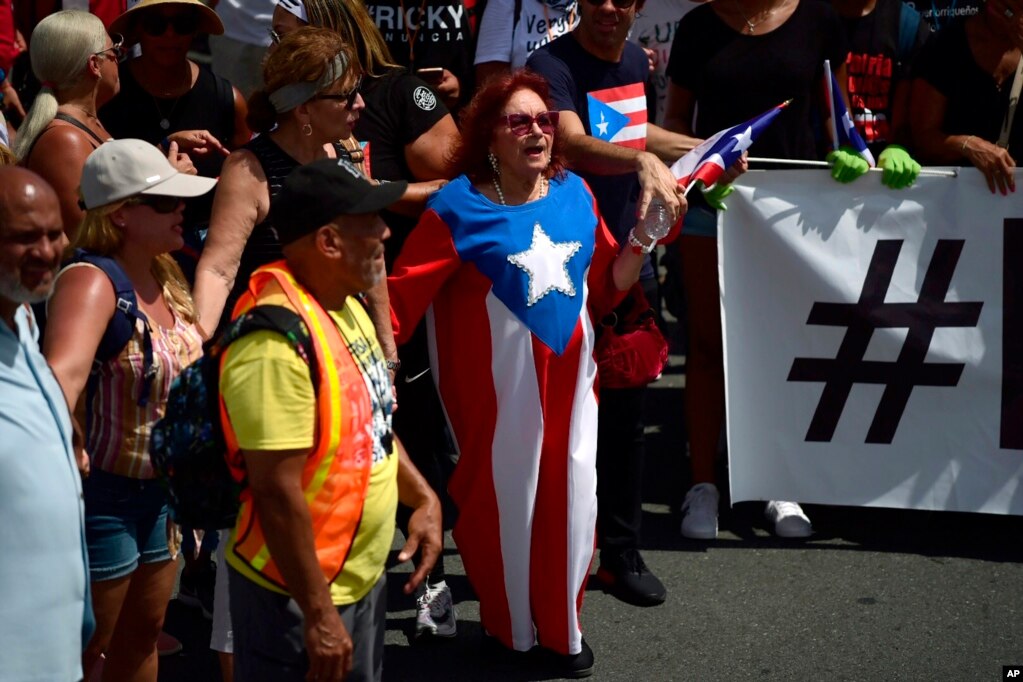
left=787, top=240, right=983, bottom=444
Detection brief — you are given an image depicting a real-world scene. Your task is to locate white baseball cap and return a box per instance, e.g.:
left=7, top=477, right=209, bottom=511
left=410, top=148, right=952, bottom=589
left=80, top=138, right=217, bottom=210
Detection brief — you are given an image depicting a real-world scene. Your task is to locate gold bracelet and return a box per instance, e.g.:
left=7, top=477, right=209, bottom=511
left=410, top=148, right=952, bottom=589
left=960, top=135, right=973, bottom=156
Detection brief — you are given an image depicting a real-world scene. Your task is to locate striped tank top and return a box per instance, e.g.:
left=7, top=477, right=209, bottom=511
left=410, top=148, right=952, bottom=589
left=79, top=274, right=204, bottom=479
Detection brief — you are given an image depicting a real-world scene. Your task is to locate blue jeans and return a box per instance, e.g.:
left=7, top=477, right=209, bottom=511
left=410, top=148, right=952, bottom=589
left=83, top=469, right=172, bottom=581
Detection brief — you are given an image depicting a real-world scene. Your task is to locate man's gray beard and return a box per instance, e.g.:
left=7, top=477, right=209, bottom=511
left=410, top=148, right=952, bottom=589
left=0, top=269, right=50, bottom=306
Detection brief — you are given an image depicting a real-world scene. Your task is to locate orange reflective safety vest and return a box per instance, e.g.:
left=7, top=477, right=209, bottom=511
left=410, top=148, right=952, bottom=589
left=221, top=261, right=374, bottom=591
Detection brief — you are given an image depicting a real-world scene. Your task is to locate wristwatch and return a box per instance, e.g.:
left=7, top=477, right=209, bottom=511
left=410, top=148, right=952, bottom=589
left=386, top=359, right=401, bottom=371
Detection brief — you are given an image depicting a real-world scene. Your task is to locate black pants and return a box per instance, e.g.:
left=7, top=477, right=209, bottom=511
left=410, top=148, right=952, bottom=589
left=393, top=320, right=453, bottom=580
left=595, top=276, right=658, bottom=552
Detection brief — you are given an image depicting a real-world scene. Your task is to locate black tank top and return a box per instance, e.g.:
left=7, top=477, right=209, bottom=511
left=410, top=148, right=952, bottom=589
left=100, top=62, right=236, bottom=233
left=218, top=134, right=351, bottom=334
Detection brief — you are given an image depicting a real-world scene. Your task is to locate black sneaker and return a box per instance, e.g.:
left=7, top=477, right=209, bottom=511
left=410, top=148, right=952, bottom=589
left=596, top=548, right=667, bottom=607
left=549, top=639, right=594, bottom=679
left=177, top=567, right=215, bottom=620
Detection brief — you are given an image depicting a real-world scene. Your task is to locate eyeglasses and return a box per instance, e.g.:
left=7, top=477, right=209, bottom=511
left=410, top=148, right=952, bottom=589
left=583, top=0, right=637, bottom=8
left=139, top=11, right=201, bottom=36
left=268, top=28, right=283, bottom=45
left=501, top=111, right=560, bottom=136
left=126, top=195, right=182, bottom=214
left=314, top=76, right=363, bottom=109
left=93, top=33, right=127, bottom=64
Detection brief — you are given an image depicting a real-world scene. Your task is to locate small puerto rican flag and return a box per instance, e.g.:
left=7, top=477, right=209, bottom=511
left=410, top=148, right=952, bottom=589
left=586, top=82, right=647, bottom=150
left=670, top=101, right=788, bottom=192
left=824, top=59, right=875, bottom=167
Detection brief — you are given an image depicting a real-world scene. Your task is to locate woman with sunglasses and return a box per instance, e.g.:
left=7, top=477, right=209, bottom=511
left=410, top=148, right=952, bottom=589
left=43, top=138, right=215, bottom=682
left=13, top=10, right=196, bottom=237
left=193, top=27, right=362, bottom=337
left=101, top=0, right=251, bottom=255
left=388, top=70, right=653, bottom=678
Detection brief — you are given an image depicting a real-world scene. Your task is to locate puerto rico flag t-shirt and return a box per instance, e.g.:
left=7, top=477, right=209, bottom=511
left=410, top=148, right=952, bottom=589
left=528, top=34, right=651, bottom=275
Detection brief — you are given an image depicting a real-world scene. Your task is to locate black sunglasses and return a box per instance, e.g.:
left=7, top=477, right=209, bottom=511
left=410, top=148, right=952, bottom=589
left=314, top=76, right=363, bottom=108
left=93, top=33, right=128, bottom=64
left=127, top=195, right=182, bottom=214
left=139, top=11, right=201, bottom=36
left=583, top=0, right=637, bottom=8
left=502, top=111, right=559, bottom=136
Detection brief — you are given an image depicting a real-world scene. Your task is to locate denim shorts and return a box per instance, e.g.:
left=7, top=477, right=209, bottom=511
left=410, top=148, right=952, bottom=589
left=83, top=468, right=173, bottom=581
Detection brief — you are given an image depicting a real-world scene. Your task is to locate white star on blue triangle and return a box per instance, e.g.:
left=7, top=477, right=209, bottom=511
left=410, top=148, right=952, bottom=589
left=507, top=222, right=582, bottom=307
left=587, top=94, right=629, bottom=141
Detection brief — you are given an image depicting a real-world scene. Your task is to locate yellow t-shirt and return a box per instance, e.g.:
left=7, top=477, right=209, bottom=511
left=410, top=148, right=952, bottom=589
left=220, top=293, right=397, bottom=606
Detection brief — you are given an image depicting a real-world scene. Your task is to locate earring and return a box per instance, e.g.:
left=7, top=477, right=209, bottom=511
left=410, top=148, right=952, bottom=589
left=301, top=123, right=313, bottom=137
left=488, top=151, right=500, bottom=177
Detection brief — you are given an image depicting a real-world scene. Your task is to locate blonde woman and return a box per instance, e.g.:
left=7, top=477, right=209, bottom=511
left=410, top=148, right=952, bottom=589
left=15, top=10, right=197, bottom=236
left=44, top=139, right=215, bottom=682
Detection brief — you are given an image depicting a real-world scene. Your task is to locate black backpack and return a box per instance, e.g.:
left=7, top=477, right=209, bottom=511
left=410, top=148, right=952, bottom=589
left=150, top=304, right=318, bottom=529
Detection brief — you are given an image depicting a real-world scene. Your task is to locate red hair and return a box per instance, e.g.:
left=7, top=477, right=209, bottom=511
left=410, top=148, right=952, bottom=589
left=449, top=69, right=567, bottom=182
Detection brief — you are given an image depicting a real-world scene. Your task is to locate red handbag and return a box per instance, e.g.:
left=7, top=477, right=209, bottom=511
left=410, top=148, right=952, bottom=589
left=594, top=284, right=669, bottom=389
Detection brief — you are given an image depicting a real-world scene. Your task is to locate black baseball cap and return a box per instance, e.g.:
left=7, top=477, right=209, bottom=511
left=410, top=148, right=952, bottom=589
left=270, top=157, right=408, bottom=245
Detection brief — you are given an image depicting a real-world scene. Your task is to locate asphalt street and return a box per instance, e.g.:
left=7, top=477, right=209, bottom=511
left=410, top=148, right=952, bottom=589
left=158, top=351, right=1023, bottom=682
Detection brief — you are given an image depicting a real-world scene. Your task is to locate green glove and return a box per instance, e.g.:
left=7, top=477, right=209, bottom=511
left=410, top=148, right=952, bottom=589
left=877, top=144, right=921, bottom=189
left=700, top=181, right=736, bottom=211
left=826, top=146, right=870, bottom=183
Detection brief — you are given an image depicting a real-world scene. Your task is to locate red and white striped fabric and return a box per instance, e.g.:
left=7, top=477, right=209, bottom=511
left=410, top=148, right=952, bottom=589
left=388, top=174, right=624, bottom=655
left=586, top=82, right=647, bottom=151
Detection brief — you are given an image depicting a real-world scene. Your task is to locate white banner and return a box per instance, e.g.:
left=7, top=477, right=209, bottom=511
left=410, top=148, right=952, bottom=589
left=720, top=169, right=1023, bottom=515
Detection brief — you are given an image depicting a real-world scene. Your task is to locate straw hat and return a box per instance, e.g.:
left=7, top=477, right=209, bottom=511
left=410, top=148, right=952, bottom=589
left=110, top=0, right=225, bottom=39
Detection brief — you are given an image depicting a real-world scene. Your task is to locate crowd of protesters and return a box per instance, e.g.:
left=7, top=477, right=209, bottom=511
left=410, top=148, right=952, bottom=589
left=0, top=0, right=1019, bottom=679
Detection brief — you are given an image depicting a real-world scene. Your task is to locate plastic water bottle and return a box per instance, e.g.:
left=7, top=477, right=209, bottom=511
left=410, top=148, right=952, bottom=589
left=641, top=199, right=672, bottom=241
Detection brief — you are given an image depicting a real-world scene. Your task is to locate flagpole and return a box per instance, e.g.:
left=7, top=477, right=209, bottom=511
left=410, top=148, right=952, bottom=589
left=746, top=157, right=959, bottom=177
left=824, top=59, right=840, bottom=153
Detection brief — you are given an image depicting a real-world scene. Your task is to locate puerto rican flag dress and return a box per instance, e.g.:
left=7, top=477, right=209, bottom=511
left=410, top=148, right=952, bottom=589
left=388, top=171, right=624, bottom=656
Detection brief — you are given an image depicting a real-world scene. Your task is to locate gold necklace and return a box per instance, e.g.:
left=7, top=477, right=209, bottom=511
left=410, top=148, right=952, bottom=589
left=732, top=0, right=788, bottom=34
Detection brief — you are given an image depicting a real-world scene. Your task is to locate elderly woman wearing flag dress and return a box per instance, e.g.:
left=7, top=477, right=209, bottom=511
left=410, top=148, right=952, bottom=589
left=387, top=69, right=658, bottom=678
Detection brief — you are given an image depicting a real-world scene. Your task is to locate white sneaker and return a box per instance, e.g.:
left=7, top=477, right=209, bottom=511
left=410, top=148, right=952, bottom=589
left=680, top=483, right=719, bottom=539
left=415, top=579, right=456, bottom=639
left=765, top=501, right=812, bottom=538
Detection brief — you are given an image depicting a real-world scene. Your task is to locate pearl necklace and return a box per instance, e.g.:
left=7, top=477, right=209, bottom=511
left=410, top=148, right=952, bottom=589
left=492, top=176, right=548, bottom=205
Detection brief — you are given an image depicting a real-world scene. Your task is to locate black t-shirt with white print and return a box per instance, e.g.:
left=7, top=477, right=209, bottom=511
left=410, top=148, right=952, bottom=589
left=356, top=68, right=450, bottom=268
left=365, top=0, right=476, bottom=109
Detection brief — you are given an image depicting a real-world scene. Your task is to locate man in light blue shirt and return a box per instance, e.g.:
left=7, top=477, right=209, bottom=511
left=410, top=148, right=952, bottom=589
left=0, top=166, right=93, bottom=682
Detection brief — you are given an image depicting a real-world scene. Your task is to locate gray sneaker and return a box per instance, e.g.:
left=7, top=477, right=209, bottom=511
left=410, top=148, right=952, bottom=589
left=415, top=579, right=456, bottom=639
left=680, top=482, right=720, bottom=539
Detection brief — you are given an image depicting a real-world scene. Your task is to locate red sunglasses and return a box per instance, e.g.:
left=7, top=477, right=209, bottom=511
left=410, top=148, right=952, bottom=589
left=501, top=111, right=560, bottom=136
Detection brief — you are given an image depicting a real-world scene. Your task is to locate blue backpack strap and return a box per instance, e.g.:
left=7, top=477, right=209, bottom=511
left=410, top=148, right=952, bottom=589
left=71, top=249, right=156, bottom=407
